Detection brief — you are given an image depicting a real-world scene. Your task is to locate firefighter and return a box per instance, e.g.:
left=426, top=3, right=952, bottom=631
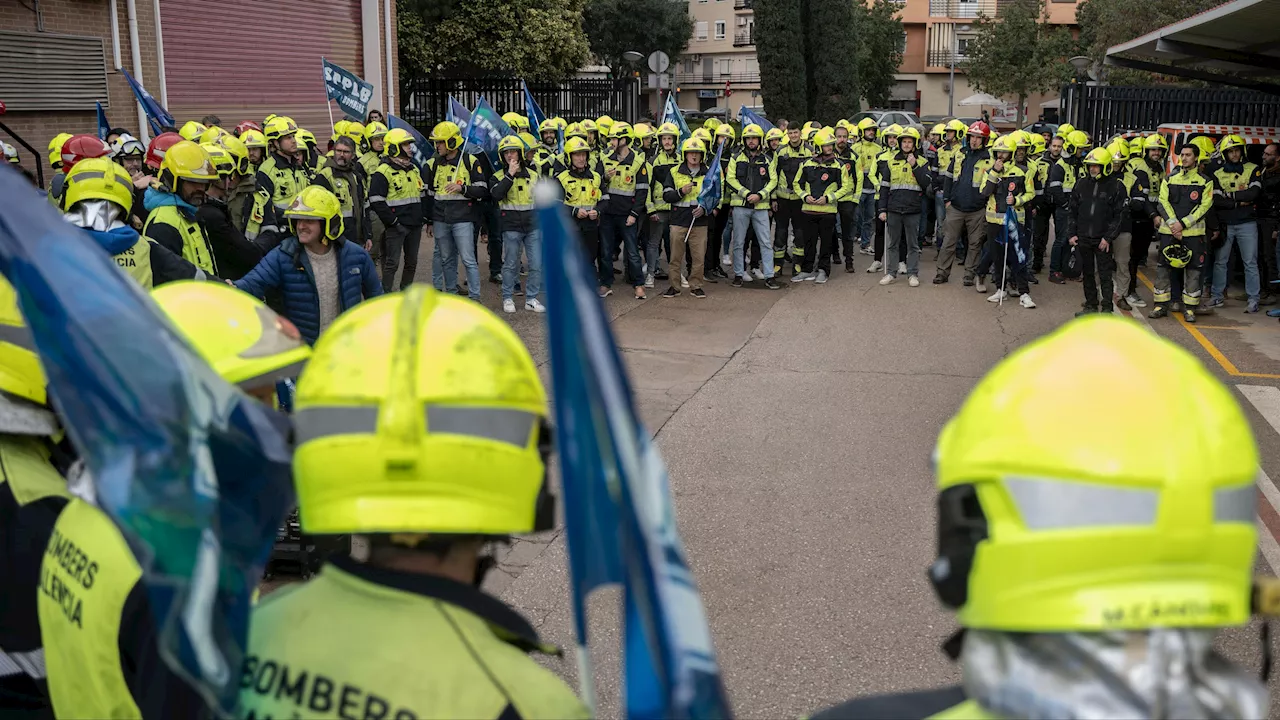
left=854, top=118, right=881, bottom=257
left=774, top=124, right=812, bottom=275
left=420, top=122, right=487, bottom=298
left=707, top=123, right=735, bottom=281
left=245, top=116, right=309, bottom=249
left=599, top=122, right=649, bottom=299
left=1105, top=138, right=1136, bottom=310
left=196, top=140, right=264, bottom=280
left=557, top=135, right=608, bottom=292
left=1208, top=134, right=1263, bottom=313
left=645, top=122, right=681, bottom=289
left=315, top=135, right=372, bottom=251
left=792, top=128, right=849, bottom=285
left=1066, top=146, right=1127, bottom=316
left=178, top=120, right=207, bottom=141
left=1047, top=130, right=1089, bottom=283
left=361, top=121, right=389, bottom=175
left=727, top=123, right=780, bottom=287
left=371, top=127, right=429, bottom=293
left=1151, top=143, right=1216, bottom=323
left=872, top=124, right=904, bottom=276
left=142, top=140, right=222, bottom=278
left=972, top=132, right=1035, bottom=306
left=492, top=135, right=544, bottom=314
left=1028, top=131, right=1052, bottom=276
left=876, top=127, right=930, bottom=287
left=1123, top=134, right=1168, bottom=309
left=663, top=137, right=714, bottom=299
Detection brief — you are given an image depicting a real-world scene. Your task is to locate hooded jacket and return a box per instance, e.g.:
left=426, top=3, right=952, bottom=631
left=142, top=188, right=219, bottom=275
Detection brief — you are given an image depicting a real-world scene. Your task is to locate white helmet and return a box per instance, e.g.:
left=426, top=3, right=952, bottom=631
left=110, top=133, right=145, bottom=159
left=2, top=142, right=17, bottom=165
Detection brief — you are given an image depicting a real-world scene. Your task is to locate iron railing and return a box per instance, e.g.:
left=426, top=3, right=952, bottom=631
left=733, top=0, right=753, bottom=9
left=926, top=50, right=968, bottom=67
left=400, top=76, right=641, bottom=129
left=928, top=0, right=996, bottom=17
left=1060, top=84, right=1280, bottom=140
left=733, top=29, right=754, bottom=46
left=675, top=72, right=761, bottom=84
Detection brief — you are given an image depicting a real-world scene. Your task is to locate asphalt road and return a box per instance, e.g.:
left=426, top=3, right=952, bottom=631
left=395, top=231, right=1280, bottom=716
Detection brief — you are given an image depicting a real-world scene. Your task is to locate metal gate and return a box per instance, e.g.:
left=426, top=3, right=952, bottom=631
left=1061, top=84, right=1280, bottom=140
left=401, top=76, right=641, bottom=130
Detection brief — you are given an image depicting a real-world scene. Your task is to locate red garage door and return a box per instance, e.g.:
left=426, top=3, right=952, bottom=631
left=161, top=0, right=363, bottom=138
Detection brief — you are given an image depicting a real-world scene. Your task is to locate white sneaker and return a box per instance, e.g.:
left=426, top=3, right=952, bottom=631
left=525, top=298, right=546, bottom=313
left=681, top=275, right=690, bottom=288
left=976, top=277, right=988, bottom=293
left=721, top=254, right=731, bottom=266
left=791, top=271, right=812, bottom=283
left=815, top=269, right=828, bottom=284
left=879, top=274, right=895, bottom=285
left=1126, top=293, right=1147, bottom=308
left=752, top=268, right=765, bottom=280
left=859, top=246, right=875, bottom=255
left=502, top=299, right=517, bottom=314
left=866, top=260, right=883, bottom=273
left=986, top=289, right=1007, bottom=303
left=644, top=273, right=654, bottom=288
left=898, top=261, right=908, bottom=275
left=1019, top=293, right=1036, bottom=309
left=908, top=275, right=920, bottom=287
left=741, top=272, right=753, bottom=282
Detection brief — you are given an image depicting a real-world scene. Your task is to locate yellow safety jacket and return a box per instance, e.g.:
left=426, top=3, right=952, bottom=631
left=246, top=152, right=310, bottom=241
left=794, top=156, right=849, bottom=214
left=727, top=147, right=777, bottom=209
left=40, top=498, right=144, bottom=719
left=359, top=150, right=381, bottom=176
left=936, top=142, right=960, bottom=186
left=601, top=147, right=649, bottom=217
left=1158, top=167, right=1216, bottom=238
left=143, top=204, right=218, bottom=275
left=647, top=149, right=681, bottom=213
left=775, top=143, right=812, bottom=201
left=1127, top=156, right=1164, bottom=217
left=492, top=165, right=539, bottom=233
left=557, top=166, right=605, bottom=220
left=855, top=139, right=881, bottom=199
left=236, top=557, right=590, bottom=719
left=112, top=234, right=155, bottom=289
left=664, top=162, right=712, bottom=228
left=981, top=160, right=1035, bottom=224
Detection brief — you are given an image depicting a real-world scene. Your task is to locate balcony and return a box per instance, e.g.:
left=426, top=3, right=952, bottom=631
left=733, top=29, right=754, bottom=46
left=928, top=0, right=995, bottom=18
left=926, top=50, right=968, bottom=67
left=733, top=0, right=753, bottom=9
left=675, top=72, right=762, bottom=85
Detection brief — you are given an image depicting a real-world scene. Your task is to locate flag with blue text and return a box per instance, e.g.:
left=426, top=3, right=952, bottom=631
left=738, top=106, right=774, bottom=133
left=662, top=93, right=691, bottom=142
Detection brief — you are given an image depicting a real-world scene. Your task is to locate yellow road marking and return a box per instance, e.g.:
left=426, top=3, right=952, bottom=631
left=1136, top=270, right=1280, bottom=380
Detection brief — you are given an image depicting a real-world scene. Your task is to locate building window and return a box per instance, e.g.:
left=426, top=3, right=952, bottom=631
left=956, top=37, right=970, bottom=57
left=898, top=30, right=907, bottom=53
left=715, top=20, right=726, bottom=39
left=695, top=21, right=708, bottom=40
left=721, top=58, right=735, bottom=74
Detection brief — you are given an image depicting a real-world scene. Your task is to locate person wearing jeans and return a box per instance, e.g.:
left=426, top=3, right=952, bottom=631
left=598, top=122, right=649, bottom=299
left=1208, top=134, right=1263, bottom=313
left=727, top=123, right=781, bottom=288
left=421, top=121, right=488, bottom=298
left=491, top=136, right=544, bottom=313
left=876, top=128, right=931, bottom=287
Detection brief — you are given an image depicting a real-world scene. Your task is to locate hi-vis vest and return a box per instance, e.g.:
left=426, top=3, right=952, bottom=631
left=40, top=499, right=143, bottom=720
left=795, top=157, right=846, bottom=214
left=359, top=151, right=380, bottom=176
left=602, top=149, right=646, bottom=200
left=248, top=155, right=309, bottom=239
left=557, top=168, right=604, bottom=213
left=855, top=139, right=881, bottom=195
left=1159, top=167, right=1216, bottom=238
left=143, top=205, right=218, bottom=275
left=113, top=235, right=154, bottom=289
left=1053, top=157, right=1081, bottom=194
left=317, top=166, right=360, bottom=220
left=983, top=162, right=1035, bottom=224
left=647, top=149, right=680, bottom=213
left=493, top=168, right=538, bottom=210
left=425, top=156, right=472, bottom=199
left=775, top=143, right=811, bottom=200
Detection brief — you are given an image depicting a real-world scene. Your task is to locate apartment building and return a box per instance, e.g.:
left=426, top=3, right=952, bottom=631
left=675, top=0, right=762, bottom=116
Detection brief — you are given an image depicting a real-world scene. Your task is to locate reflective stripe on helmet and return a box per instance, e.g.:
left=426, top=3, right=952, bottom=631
left=1214, top=484, right=1257, bottom=523
left=294, top=406, right=379, bottom=444
left=1003, top=476, right=1158, bottom=530
left=295, top=405, right=539, bottom=448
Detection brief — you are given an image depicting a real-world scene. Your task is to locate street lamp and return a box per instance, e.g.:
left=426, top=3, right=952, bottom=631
left=1067, top=55, right=1091, bottom=129
left=948, top=24, right=970, bottom=117
left=622, top=51, right=644, bottom=63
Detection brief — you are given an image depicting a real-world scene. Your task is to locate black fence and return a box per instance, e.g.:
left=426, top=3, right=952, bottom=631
left=400, top=76, right=642, bottom=131
left=1060, top=84, right=1280, bottom=140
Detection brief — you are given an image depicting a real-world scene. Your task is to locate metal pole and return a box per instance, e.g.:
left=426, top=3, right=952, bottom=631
left=948, top=29, right=956, bottom=117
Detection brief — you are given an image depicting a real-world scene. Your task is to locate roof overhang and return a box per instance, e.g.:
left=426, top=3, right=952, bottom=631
left=1104, top=0, right=1280, bottom=94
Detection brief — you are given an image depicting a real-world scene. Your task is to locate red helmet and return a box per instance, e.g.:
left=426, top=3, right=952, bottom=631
left=234, top=120, right=262, bottom=137
left=967, top=121, right=991, bottom=138
left=144, top=132, right=184, bottom=170
left=60, top=135, right=111, bottom=173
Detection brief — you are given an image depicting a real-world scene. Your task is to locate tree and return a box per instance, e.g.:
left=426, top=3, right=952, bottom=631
left=962, top=0, right=1074, bottom=123
left=808, top=0, right=860, bottom=121
left=853, top=0, right=904, bottom=108
left=1075, top=0, right=1229, bottom=85
left=583, top=0, right=692, bottom=77
left=396, top=0, right=591, bottom=81
left=755, top=0, right=811, bottom=122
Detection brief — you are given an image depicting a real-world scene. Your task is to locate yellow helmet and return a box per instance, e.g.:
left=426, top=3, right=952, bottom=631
left=48, top=132, right=74, bottom=169
left=898, top=126, right=922, bottom=143
left=633, top=123, right=655, bottom=141
left=0, top=278, right=48, bottom=408
left=551, top=117, right=568, bottom=131
left=656, top=122, right=680, bottom=139
left=765, top=128, right=785, bottom=143
left=216, top=134, right=251, bottom=175
left=157, top=140, right=217, bottom=192
left=497, top=135, right=526, bottom=155
left=609, top=122, right=634, bottom=140
left=691, top=127, right=712, bottom=144
left=565, top=123, right=587, bottom=140
left=931, top=316, right=1257, bottom=632
left=563, top=136, right=591, bottom=156
left=812, top=128, right=837, bottom=149
left=597, top=116, right=615, bottom=135
left=198, top=126, right=227, bottom=145
left=930, top=123, right=946, bottom=137
left=856, top=117, right=878, bottom=133
left=1063, top=130, right=1090, bottom=156
left=1190, top=136, right=1217, bottom=162
left=385, top=127, right=417, bottom=157
left=332, top=119, right=352, bottom=141
left=538, top=119, right=559, bottom=136
left=1218, top=134, right=1247, bottom=155
left=741, top=124, right=765, bottom=140
left=681, top=137, right=707, bottom=155
left=364, top=121, right=389, bottom=142
left=715, top=124, right=735, bottom=142
left=991, top=135, right=1014, bottom=155
left=1010, top=130, right=1032, bottom=148
left=428, top=121, right=462, bottom=151
left=517, top=132, right=539, bottom=150
left=239, top=129, right=267, bottom=150
left=1143, top=133, right=1169, bottom=153
left=578, top=119, right=598, bottom=135
left=1055, top=122, right=1076, bottom=138
left=703, top=118, right=722, bottom=133
left=1030, top=133, right=1047, bottom=155
left=1083, top=146, right=1113, bottom=168
left=296, top=129, right=317, bottom=148
left=946, top=119, right=968, bottom=135
left=284, top=185, right=344, bottom=242
left=151, top=282, right=311, bottom=392
left=62, top=156, right=134, bottom=214
left=179, top=121, right=209, bottom=141
left=264, top=116, right=299, bottom=141
left=835, top=118, right=853, bottom=132
left=884, top=123, right=902, bottom=137
left=342, top=122, right=366, bottom=143
left=502, top=112, right=530, bottom=132
left=292, top=286, right=552, bottom=536
left=1105, top=138, right=1130, bottom=163
left=201, top=142, right=236, bottom=178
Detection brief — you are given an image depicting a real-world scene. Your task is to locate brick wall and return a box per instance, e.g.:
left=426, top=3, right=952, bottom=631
left=1, top=0, right=160, bottom=186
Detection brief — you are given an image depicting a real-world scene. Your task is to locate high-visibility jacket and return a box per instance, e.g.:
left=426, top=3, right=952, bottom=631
left=876, top=151, right=931, bottom=214
left=0, top=433, right=68, bottom=712
left=981, top=159, right=1035, bottom=224
left=775, top=142, right=812, bottom=201
left=664, top=162, right=712, bottom=228
left=1158, top=167, right=1216, bottom=238
left=1126, top=156, right=1164, bottom=218
left=945, top=147, right=994, bottom=212
left=795, top=156, right=849, bottom=214
left=647, top=149, right=681, bottom=213
left=727, top=147, right=777, bottom=209
left=246, top=151, right=309, bottom=242
left=143, top=203, right=219, bottom=276
left=314, top=163, right=371, bottom=243
left=1047, top=156, right=1082, bottom=209
left=237, top=556, right=590, bottom=719
left=936, top=141, right=961, bottom=189
left=492, top=164, right=539, bottom=233
left=557, top=166, right=606, bottom=221
left=1212, top=161, right=1261, bottom=225
left=421, top=152, right=487, bottom=224
left=834, top=148, right=862, bottom=206
left=370, top=160, right=426, bottom=228
left=855, top=139, right=881, bottom=199
left=83, top=224, right=210, bottom=288
left=601, top=148, right=649, bottom=217
left=358, top=150, right=381, bottom=176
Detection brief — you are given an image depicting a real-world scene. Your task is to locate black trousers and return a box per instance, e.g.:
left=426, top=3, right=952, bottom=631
left=1260, top=217, right=1278, bottom=289
left=706, top=205, right=731, bottom=272
left=1079, top=236, right=1116, bottom=311
left=1032, top=201, right=1052, bottom=272
left=803, top=212, right=837, bottom=274
left=774, top=198, right=803, bottom=265
left=838, top=202, right=857, bottom=260
left=1127, top=216, right=1155, bottom=296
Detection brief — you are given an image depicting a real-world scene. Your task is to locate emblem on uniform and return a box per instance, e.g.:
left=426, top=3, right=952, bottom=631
left=1190, top=191, right=1199, bottom=200
left=1009, top=182, right=1017, bottom=190
left=760, top=167, right=767, bottom=176
left=821, top=173, right=829, bottom=181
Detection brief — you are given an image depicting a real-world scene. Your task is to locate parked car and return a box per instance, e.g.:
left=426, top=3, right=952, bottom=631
left=1024, top=121, right=1058, bottom=137
left=850, top=109, right=925, bottom=136
left=684, top=107, right=730, bottom=125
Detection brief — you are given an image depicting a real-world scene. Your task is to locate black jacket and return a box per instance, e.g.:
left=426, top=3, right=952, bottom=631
left=196, top=197, right=265, bottom=281
left=1260, top=165, right=1280, bottom=220
left=1067, top=172, right=1126, bottom=241
left=946, top=147, right=990, bottom=212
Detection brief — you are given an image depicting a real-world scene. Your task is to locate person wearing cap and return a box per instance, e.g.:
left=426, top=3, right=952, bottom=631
left=1066, top=146, right=1126, bottom=315
left=236, top=185, right=382, bottom=344
left=237, top=285, right=588, bottom=719
left=142, top=140, right=222, bottom=278
left=245, top=116, right=310, bottom=249
left=812, top=315, right=1268, bottom=720
left=37, top=281, right=309, bottom=720
left=935, top=122, right=992, bottom=285
left=196, top=140, right=265, bottom=281
left=1150, top=143, right=1215, bottom=323
left=600, top=122, right=650, bottom=299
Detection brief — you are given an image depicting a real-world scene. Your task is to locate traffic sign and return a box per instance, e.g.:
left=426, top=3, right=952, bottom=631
left=648, top=51, right=670, bottom=74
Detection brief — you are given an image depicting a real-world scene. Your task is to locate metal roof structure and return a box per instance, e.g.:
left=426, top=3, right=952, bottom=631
left=1104, top=0, right=1280, bottom=94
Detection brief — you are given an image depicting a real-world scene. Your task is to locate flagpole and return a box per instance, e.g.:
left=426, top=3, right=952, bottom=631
left=321, top=59, right=337, bottom=133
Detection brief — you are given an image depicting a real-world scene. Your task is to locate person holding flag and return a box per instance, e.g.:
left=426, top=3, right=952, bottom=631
left=422, top=121, right=488, bottom=299
left=600, top=122, right=650, bottom=300
left=971, top=134, right=1035, bottom=306
left=662, top=137, right=717, bottom=299
left=556, top=136, right=610, bottom=297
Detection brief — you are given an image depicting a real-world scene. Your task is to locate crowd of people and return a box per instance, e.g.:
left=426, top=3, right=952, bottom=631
left=0, top=105, right=1278, bottom=719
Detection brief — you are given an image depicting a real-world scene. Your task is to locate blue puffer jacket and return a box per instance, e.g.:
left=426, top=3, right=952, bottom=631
left=234, top=236, right=382, bottom=344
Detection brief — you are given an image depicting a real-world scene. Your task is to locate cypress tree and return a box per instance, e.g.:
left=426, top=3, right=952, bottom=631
left=754, top=0, right=811, bottom=122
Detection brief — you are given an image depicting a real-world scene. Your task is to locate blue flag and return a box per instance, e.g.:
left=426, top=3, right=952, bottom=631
left=697, top=142, right=725, bottom=215
left=537, top=183, right=732, bottom=720
left=662, top=93, right=691, bottom=142
left=118, top=67, right=173, bottom=135
left=738, top=106, right=774, bottom=133
left=388, top=114, right=433, bottom=170
left=522, top=80, right=547, bottom=133
left=995, top=206, right=1027, bottom=266
left=322, top=57, right=375, bottom=121
left=96, top=102, right=111, bottom=141
left=0, top=172, right=294, bottom=714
